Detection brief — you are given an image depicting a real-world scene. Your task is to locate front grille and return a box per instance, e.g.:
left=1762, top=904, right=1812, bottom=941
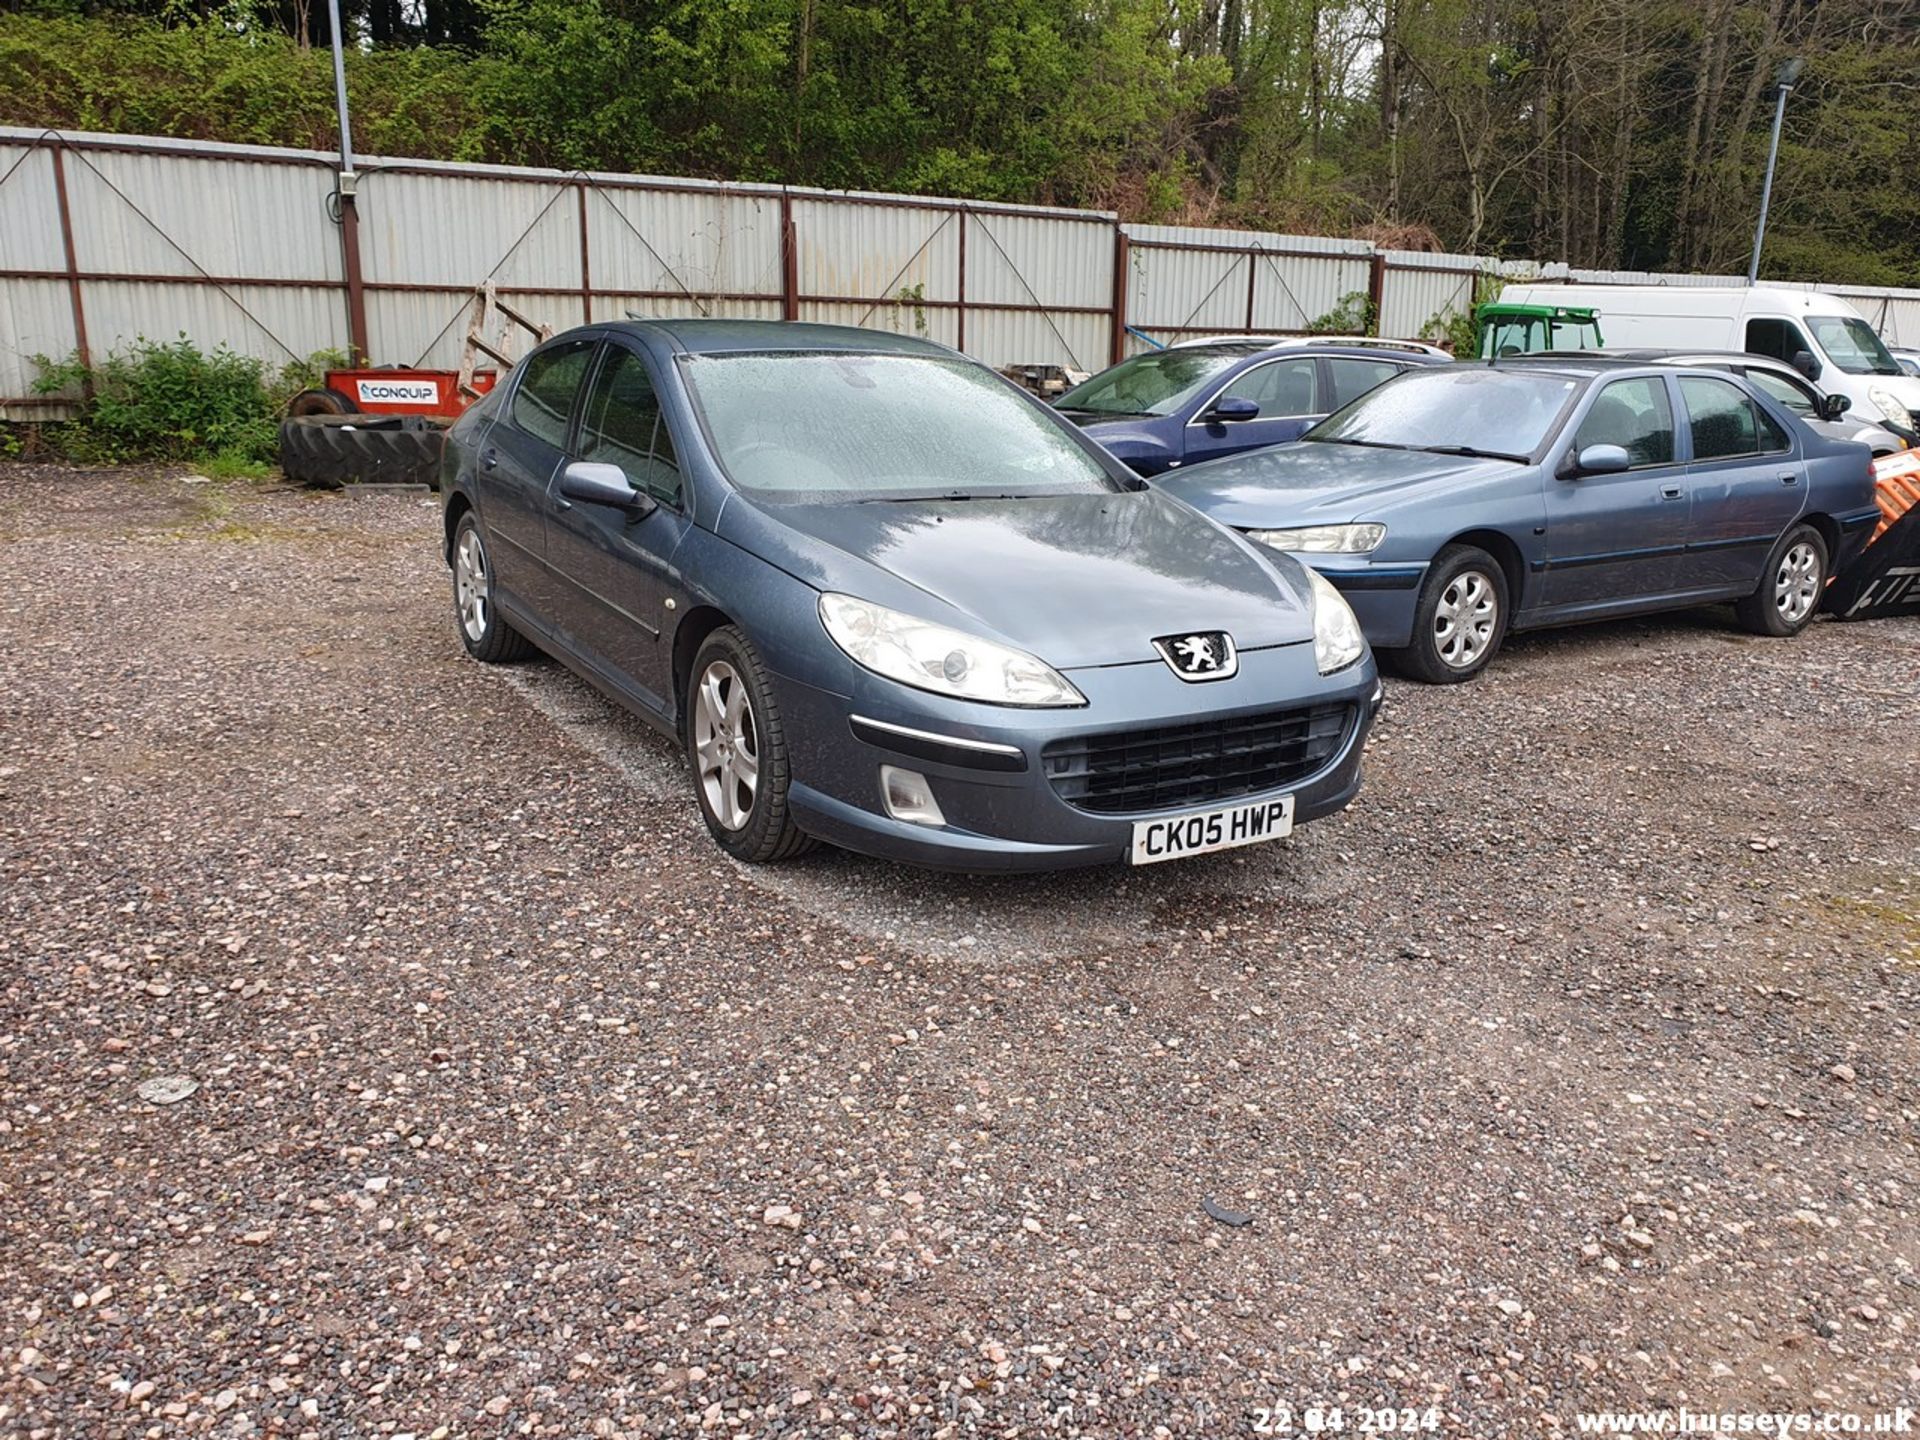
left=1042, top=702, right=1354, bottom=815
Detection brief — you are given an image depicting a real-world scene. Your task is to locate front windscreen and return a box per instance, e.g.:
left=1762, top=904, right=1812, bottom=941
left=1807, top=316, right=1902, bottom=376
left=682, top=352, right=1121, bottom=502
left=1054, top=348, right=1249, bottom=417
left=1306, top=368, right=1579, bottom=460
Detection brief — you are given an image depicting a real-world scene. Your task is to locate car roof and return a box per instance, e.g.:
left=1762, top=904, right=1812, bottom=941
left=611, top=317, right=953, bottom=358
left=1170, top=334, right=1450, bottom=357
left=1477, top=355, right=1651, bottom=377
left=1595, top=348, right=1800, bottom=370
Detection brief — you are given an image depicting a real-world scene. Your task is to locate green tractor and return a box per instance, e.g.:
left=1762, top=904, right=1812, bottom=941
left=1473, top=301, right=1603, bottom=359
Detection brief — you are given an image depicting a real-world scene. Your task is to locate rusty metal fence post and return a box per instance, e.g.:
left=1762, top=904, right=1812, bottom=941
left=48, top=145, right=94, bottom=394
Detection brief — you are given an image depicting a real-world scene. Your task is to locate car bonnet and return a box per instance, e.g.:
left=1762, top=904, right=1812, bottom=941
left=1155, top=440, right=1516, bottom=528
left=714, top=486, right=1315, bottom=669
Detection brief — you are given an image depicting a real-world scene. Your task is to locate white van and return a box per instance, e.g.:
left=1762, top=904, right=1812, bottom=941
left=1494, top=283, right=1920, bottom=435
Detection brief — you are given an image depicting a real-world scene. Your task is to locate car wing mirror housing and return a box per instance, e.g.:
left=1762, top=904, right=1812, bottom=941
left=1791, top=349, right=1821, bottom=381
left=1208, top=396, right=1262, bottom=423
left=559, top=461, right=657, bottom=517
left=1572, top=443, right=1632, bottom=475
left=1821, top=392, right=1852, bottom=421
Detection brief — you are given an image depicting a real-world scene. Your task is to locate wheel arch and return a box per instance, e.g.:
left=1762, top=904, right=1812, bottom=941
left=443, top=489, right=475, bottom=565
left=1796, top=510, right=1839, bottom=559
left=671, top=605, right=737, bottom=736
left=1442, top=528, right=1529, bottom=605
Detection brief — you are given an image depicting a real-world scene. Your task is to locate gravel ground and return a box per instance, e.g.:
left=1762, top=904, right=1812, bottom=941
left=2, top=463, right=1917, bottom=1440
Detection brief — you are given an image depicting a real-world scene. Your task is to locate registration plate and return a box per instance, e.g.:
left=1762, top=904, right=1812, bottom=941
left=1129, top=795, right=1294, bottom=865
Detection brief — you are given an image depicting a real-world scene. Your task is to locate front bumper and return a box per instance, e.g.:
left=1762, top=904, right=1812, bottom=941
left=774, top=643, right=1382, bottom=873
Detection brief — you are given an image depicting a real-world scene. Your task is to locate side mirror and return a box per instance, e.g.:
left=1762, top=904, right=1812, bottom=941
left=1820, top=392, right=1851, bottom=421
left=1207, top=396, right=1261, bottom=423
left=559, top=461, right=657, bottom=518
left=1573, top=443, right=1632, bottom=475
left=1790, top=349, right=1821, bottom=381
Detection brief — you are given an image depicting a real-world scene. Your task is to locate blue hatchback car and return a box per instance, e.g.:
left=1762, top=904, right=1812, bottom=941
left=1159, top=359, right=1882, bottom=682
left=1054, top=339, right=1450, bottom=476
left=440, top=320, right=1381, bottom=870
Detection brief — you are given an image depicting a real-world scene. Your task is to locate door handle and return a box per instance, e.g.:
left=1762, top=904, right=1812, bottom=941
left=479, top=447, right=498, bottom=472
left=1661, top=484, right=1683, bottom=500
left=1778, top=471, right=1799, bottom=485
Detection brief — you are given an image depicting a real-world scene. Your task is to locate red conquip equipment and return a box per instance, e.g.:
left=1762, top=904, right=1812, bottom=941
left=278, top=283, right=546, bottom=489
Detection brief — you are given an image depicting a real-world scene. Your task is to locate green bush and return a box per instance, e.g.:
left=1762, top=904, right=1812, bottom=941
left=31, top=338, right=338, bottom=468
left=1308, top=290, right=1378, bottom=336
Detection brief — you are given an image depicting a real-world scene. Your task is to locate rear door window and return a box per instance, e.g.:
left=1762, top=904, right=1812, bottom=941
left=511, top=340, right=595, bottom=449
left=1326, top=358, right=1402, bottom=410
left=1681, top=375, right=1775, bottom=459
left=1574, top=377, right=1675, bottom=467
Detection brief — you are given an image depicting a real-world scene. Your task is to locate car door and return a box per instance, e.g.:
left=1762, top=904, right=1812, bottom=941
left=541, top=340, right=694, bottom=716
left=1677, top=374, right=1805, bottom=591
left=483, top=336, right=596, bottom=621
left=1540, top=375, right=1689, bottom=609
left=1180, top=356, right=1321, bottom=465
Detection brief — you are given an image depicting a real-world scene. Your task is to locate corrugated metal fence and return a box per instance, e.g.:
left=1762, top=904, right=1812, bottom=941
left=4, top=126, right=1918, bottom=419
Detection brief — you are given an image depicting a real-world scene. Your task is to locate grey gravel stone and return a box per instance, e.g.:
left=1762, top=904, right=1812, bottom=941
left=1, top=463, right=1917, bottom=1437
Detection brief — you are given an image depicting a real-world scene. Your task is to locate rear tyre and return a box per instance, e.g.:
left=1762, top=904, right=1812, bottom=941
left=1734, top=524, right=1827, bottom=637
left=1389, top=544, right=1510, bottom=684
left=685, top=627, right=816, bottom=863
left=451, top=512, right=535, bottom=663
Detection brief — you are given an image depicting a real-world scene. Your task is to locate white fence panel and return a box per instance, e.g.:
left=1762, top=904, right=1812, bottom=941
left=70, top=144, right=340, bottom=285
left=0, top=143, right=73, bottom=403
left=1378, top=252, right=1485, bottom=341
left=359, top=166, right=580, bottom=298
left=1122, top=226, right=1371, bottom=351
left=1123, top=241, right=1247, bottom=348
left=84, top=279, right=349, bottom=376
left=588, top=184, right=782, bottom=308
left=796, top=198, right=959, bottom=308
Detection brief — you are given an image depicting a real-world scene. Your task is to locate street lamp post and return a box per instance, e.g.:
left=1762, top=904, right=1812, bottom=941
left=1747, top=56, right=1805, bottom=285
left=326, top=0, right=370, bottom=363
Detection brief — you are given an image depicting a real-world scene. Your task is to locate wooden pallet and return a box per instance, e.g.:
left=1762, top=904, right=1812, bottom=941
left=456, top=282, right=553, bottom=401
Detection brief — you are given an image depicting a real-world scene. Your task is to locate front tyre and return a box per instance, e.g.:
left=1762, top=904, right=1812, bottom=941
left=451, top=512, right=535, bottom=663
left=685, top=627, right=816, bottom=863
left=1390, top=544, right=1509, bottom=684
left=1734, top=524, right=1827, bottom=637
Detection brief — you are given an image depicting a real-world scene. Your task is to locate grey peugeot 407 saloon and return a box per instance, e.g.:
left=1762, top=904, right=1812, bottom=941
left=440, top=320, right=1381, bottom=871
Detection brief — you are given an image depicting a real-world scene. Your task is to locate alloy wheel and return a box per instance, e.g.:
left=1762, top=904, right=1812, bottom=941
left=1433, top=568, right=1498, bottom=669
left=1774, top=541, right=1821, bottom=625
left=693, top=659, right=759, bottom=831
left=456, top=528, right=490, bottom=642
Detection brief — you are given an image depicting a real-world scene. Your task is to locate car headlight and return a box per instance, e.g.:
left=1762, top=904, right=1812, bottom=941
left=1245, top=523, right=1387, bottom=554
left=818, top=593, right=1086, bottom=707
left=1305, top=568, right=1366, bottom=675
left=1869, top=387, right=1914, bottom=431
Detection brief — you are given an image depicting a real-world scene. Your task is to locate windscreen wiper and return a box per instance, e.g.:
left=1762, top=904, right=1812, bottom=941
left=1420, top=444, right=1528, bottom=463
left=855, top=491, right=1025, bottom=504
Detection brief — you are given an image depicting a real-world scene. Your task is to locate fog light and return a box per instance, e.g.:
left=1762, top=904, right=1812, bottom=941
left=880, top=765, right=945, bottom=826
